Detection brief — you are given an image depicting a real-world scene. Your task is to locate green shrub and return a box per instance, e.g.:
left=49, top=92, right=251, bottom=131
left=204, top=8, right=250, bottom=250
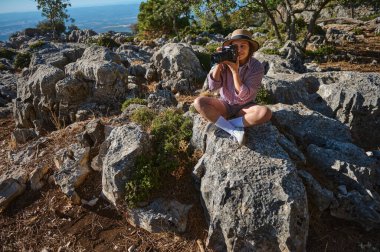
left=195, top=51, right=211, bottom=71
left=14, top=52, right=31, bottom=69
left=255, top=86, right=272, bottom=105
left=205, top=43, right=219, bottom=53
left=151, top=109, right=192, bottom=172
left=121, top=98, right=148, bottom=111
left=125, top=108, right=193, bottom=207
left=0, top=48, right=16, bottom=60
left=96, top=35, right=120, bottom=48
left=36, top=19, right=66, bottom=35
left=0, top=63, right=7, bottom=71
left=195, top=36, right=210, bottom=45
left=359, top=14, right=380, bottom=21
left=130, top=107, right=156, bottom=129
left=305, top=45, right=336, bottom=60
left=29, top=40, right=46, bottom=50
left=125, top=155, right=158, bottom=206
left=352, top=27, right=364, bottom=35
left=261, top=48, right=281, bottom=55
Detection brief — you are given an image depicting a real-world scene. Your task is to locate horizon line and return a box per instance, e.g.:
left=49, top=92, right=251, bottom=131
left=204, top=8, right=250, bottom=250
left=0, top=3, right=141, bottom=15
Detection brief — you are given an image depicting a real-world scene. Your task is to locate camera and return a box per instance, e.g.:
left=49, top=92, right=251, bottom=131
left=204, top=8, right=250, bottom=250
left=211, top=44, right=238, bottom=65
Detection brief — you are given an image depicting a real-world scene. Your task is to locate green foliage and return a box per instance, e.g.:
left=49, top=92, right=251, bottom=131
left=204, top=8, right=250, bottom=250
left=0, top=48, right=16, bottom=60
left=125, top=108, right=193, bottom=207
left=305, top=45, right=336, bottom=58
left=14, top=52, right=31, bottom=69
left=130, top=107, right=156, bottom=130
left=29, top=40, right=46, bottom=50
left=205, top=43, right=220, bottom=54
left=137, top=0, right=191, bottom=37
left=359, top=14, right=380, bottom=21
left=195, top=51, right=211, bottom=72
left=151, top=109, right=192, bottom=172
left=36, top=19, right=66, bottom=35
left=261, top=48, right=281, bottom=55
left=95, top=35, right=120, bottom=48
left=125, top=155, right=158, bottom=207
left=35, top=0, right=72, bottom=37
left=121, top=98, right=148, bottom=111
left=255, top=86, right=272, bottom=105
left=0, top=63, right=7, bottom=71
left=352, top=27, right=364, bottom=35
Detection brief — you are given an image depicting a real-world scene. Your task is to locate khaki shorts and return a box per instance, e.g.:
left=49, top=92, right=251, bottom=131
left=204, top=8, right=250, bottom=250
left=220, top=99, right=256, bottom=118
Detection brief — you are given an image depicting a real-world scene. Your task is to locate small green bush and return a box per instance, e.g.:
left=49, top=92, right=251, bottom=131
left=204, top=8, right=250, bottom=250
left=14, top=52, right=31, bottom=69
left=261, top=48, right=281, bottom=55
left=36, top=19, right=66, bottom=35
left=130, top=107, right=156, bottom=129
left=121, top=98, right=148, bottom=111
left=195, top=51, right=211, bottom=71
left=96, top=35, right=120, bottom=48
left=125, top=108, right=193, bottom=207
left=125, top=155, right=158, bottom=206
left=359, top=14, right=380, bottom=22
left=352, top=27, right=364, bottom=35
left=29, top=40, right=46, bottom=50
left=255, top=86, right=272, bottom=105
left=195, top=36, right=210, bottom=45
left=305, top=45, right=336, bottom=58
left=205, top=43, right=220, bottom=53
left=0, top=48, right=16, bottom=60
left=0, top=63, right=7, bottom=71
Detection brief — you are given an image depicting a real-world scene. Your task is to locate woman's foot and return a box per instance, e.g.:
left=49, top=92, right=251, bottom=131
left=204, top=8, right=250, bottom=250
left=232, top=127, right=246, bottom=145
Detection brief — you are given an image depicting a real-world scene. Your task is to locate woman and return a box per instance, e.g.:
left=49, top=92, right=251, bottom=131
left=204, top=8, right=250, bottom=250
left=194, top=29, right=272, bottom=145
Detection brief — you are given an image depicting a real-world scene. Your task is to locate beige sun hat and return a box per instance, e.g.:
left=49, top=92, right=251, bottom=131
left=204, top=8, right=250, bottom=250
left=222, top=29, right=260, bottom=52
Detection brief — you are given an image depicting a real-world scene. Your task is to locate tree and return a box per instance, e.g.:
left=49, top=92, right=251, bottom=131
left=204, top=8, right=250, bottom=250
left=137, top=0, right=192, bottom=37
left=35, top=0, right=72, bottom=38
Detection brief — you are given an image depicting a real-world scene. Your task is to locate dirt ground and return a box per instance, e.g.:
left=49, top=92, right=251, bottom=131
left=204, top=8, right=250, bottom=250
left=1, top=33, right=380, bottom=252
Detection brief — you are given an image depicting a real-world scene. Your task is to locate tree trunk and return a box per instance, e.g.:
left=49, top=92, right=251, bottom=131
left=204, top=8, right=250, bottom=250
left=301, top=0, right=332, bottom=48
left=260, top=0, right=283, bottom=43
left=288, top=15, right=297, bottom=41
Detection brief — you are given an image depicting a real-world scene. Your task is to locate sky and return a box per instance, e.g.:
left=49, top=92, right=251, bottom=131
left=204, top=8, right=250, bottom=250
left=0, top=0, right=143, bottom=14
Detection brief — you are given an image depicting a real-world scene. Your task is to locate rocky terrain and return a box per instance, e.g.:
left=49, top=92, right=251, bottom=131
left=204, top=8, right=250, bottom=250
left=1, top=17, right=380, bottom=251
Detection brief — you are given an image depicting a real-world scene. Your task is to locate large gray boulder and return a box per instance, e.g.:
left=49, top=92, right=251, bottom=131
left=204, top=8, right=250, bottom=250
left=262, top=71, right=380, bottom=148
left=29, top=44, right=85, bottom=70
left=14, top=45, right=129, bottom=130
left=14, top=64, right=65, bottom=129
left=151, top=43, right=206, bottom=94
left=65, top=45, right=128, bottom=102
left=270, top=103, right=380, bottom=229
left=191, top=114, right=308, bottom=251
left=101, top=123, right=151, bottom=208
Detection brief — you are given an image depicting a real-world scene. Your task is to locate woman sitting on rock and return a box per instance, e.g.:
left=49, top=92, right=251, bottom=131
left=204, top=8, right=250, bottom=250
left=194, top=29, right=272, bottom=145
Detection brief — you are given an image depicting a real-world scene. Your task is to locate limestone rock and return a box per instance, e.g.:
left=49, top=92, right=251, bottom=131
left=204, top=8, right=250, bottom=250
left=0, top=166, right=29, bottom=209
left=53, top=143, right=91, bottom=204
left=191, top=115, right=308, bottom=251
left=151, top=43, right=206, bottom=94
left=101, top=123, right=151, bottom=208
left=127, top=198, right=192, bottom=233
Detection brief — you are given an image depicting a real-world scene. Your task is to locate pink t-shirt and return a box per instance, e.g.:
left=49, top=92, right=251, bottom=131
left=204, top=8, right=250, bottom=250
left=207, top=57, right=264, bottom=105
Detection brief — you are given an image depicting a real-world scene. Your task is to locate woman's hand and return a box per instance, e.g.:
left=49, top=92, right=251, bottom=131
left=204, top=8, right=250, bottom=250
left=223, top=56, right=240, bottom=75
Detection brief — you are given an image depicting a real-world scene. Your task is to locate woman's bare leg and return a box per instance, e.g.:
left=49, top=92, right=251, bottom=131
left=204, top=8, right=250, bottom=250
left=237, top=105, right=272, bottom=127
left=193, top=96, right=228, bottom=122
